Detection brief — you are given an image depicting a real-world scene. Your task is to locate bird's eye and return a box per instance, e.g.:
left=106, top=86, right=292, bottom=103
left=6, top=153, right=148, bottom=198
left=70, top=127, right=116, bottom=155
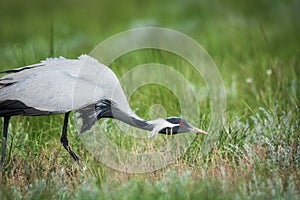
left=179, top=121, right=184, bottom=126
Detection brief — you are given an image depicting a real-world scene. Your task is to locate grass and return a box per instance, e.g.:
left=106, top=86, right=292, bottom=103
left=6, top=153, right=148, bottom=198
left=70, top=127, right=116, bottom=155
left=0, top=0, right=300, bottom=199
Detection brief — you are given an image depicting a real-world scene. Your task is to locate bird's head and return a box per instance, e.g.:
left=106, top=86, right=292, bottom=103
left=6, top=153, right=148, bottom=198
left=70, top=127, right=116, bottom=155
left=148, top=117, right=207, bottom=137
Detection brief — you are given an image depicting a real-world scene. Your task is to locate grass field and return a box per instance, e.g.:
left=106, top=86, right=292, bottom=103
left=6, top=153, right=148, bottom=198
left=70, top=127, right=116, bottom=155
left=0, top=0, right=299, bottom=199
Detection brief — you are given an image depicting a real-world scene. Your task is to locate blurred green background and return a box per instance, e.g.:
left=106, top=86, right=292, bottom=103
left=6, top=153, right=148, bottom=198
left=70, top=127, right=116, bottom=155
left=1, top=0, right=299, bottom=112
left=0, top=0, right=299, bottom=199
left=1, top=0, right=299, bottom=65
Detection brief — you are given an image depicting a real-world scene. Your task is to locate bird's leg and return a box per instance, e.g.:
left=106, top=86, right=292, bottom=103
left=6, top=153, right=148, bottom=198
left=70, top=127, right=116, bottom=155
left=1, top=116, right=10, bottom=170
left=60, top=112, right=81, bottom=164
left=166, top=128, right=169, bottom=150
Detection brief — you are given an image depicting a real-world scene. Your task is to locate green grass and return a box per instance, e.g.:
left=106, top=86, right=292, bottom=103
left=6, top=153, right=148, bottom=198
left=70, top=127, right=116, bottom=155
left=0, top=0, right=300, bottom=199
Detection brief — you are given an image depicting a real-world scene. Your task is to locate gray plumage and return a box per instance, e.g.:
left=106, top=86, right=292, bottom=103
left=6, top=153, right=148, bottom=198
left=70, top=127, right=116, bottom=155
left=0, top=55, right=129, bottom=114
left=0, top=55, right=207, bottom=168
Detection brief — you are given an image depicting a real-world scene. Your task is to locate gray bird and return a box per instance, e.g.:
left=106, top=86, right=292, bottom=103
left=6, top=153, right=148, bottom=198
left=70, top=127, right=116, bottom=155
left=0, top=55, right=207, bottom=168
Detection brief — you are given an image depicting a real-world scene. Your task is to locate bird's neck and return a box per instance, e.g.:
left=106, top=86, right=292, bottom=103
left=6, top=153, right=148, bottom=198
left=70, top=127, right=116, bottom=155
left=95, top=99, right=155, bottom=132
left=112, top=108, right=155, bottom=132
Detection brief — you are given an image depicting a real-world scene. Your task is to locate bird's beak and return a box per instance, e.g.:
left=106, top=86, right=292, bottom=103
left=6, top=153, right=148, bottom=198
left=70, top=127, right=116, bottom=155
left=192, top=128, right=208, bottom=135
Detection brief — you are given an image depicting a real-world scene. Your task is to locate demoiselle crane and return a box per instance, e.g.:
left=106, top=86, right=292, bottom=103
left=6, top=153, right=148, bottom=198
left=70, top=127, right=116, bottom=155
left=0, top=55, right=207, bottom=168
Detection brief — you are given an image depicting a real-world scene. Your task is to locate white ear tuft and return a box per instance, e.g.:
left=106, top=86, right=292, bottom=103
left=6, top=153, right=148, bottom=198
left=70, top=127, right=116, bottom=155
left=148, top=128, right=159, bottom=138
left=148, top=118, right=178, bottom=138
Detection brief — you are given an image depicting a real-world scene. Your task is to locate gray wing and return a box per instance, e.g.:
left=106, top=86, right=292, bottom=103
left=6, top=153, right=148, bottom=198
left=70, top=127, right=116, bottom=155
left=0, top=55, right=131, bottom=116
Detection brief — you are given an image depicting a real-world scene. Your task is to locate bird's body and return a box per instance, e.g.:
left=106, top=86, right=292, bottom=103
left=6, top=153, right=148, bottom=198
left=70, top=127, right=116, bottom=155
left=0, top=55, right=207, bottom=168
left=0, top=55, right=130, bottom=116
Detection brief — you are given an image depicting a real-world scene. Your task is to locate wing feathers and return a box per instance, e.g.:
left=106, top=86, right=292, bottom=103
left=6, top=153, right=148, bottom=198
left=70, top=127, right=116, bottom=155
left=0, top=64, right=43, bottom=74
left=0, top=100, right=55, bottom=117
